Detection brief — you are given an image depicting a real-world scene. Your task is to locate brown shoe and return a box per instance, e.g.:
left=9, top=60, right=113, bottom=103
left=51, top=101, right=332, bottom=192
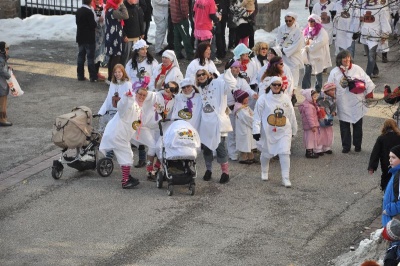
left=0, top=121, right=12, bottom=126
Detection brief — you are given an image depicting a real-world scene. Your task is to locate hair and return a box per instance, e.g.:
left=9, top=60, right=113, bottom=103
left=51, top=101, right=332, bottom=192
left=264, top=76, right=282, bottom=94
left=335, top=50, right=353, bottom=67
left=83, top=0, right=92, bottom=5
left=166, top=81, right=179, bottom=90
left=381, top=119, right=400, bottom=136
left=360, top=260, right=380, bottom=266
left=181, top=85, right=200, bottom=93
left=261, top=56, right=283, bottom=81
left=130, top=48, right=155, bottom=70
left=111, top=64, right=129, bottom=84
left=252, top=42, right=269, bottom=56
left=195, top=69, right=210, bottom=86
left=195, top=42, right=211, bottom=66
left=268, top=48, right=278, bottom=56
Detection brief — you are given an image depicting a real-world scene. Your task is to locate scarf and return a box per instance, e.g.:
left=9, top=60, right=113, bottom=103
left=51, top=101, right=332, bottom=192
left=303, top=23, right=323, bottom=39
left=240, top=59, right=249, bottom=72
left=154, top=63, right=173, bottom=88
left=257, top=55, right=268, bottom=67
left=183, top=91, right=196, bottom=114
left=105, top=0, right=125, bottom=27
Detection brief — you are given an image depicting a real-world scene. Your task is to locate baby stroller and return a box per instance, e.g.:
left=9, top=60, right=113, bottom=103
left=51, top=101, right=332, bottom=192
left=156, top=119, right=200, bottom=196
left=51, top=106, right=114, bottom=179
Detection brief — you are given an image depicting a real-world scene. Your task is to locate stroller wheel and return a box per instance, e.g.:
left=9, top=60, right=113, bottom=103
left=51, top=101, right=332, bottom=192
left=156, top=171, right=164, bottom=188
left=189, top=183, right=195, bottom=196
left=97, top=158, right=114, bottom=177
left=167, top=184, right=174, bottom=196
left=51, top=160, right=64, bottom=180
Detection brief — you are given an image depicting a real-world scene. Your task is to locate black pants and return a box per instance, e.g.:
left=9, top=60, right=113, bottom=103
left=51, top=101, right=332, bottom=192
left=216, top=18, right=227, bottom=59
left=339, top=118, right=363, bottom=151
left=167, top=9, right=174, bottom=50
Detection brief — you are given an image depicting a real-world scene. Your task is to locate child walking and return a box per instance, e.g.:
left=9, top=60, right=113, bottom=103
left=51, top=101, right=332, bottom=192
left=99, top=86, right=149, bottom=189
left=298, top=88, right=321, bottom=159
left=233, top=89, right=255, bottom=164
left=315, top=82, right=336, bottom=154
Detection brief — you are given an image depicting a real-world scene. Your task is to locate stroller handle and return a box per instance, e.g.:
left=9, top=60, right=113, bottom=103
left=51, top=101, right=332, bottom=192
left=158, top=118, right=182, bottom=136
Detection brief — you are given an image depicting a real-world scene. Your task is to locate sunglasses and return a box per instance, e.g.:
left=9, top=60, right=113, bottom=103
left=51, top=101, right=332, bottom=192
left=182, top=85, right=192, bottom=89
left=196, top=72, right=206, bottom=77
left=285, top=20, right=293, bottom=23
left=308, top=19, right=316, bottom=23
left=261, top=47, right=268, bottom=50
left=271, top=83, right=282, bottom=87
left=164, top=84, right=179, bottom=93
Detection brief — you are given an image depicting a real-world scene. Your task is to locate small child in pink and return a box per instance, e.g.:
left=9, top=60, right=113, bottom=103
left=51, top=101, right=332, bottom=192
left=298, top=88, right=321, bottom=158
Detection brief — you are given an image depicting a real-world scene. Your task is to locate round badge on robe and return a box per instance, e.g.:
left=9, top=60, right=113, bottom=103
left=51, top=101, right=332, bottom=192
left=203, top=104, right=214, bottom=113
left=178, top=108, right=192, bottom=119
left=132, top=120, right=141, bottom=130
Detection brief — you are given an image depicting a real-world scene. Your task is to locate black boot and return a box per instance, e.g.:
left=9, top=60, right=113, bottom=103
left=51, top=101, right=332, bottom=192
left=382, top=52, right=388, bottom=63
left=305, top=149, right=319, bottom=159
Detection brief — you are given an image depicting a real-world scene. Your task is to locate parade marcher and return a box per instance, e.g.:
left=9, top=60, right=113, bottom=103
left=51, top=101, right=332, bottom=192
left=196, top=68, right=233, bottom=184
left=170, top=0, right=194, bottom=60
left=311, top=0, right=335, bottom=45
left=252, top=76, right=298, bottom=187
left=185, top=42, right=220, bottom=84
left=148, top=50, right=183, bottom=91
left=152, top=0, right=169, bottom=55
left=92, top=0, right=107, bottom=81
left=259, top=56, right=294, bottom=98
left=232, top=43, right=257, bottom=87
left=327, top=50, right=375, bottom=153
left=251, top=42, right=269, bottom=77
left=276, top=12, right=304, bottom=90
left=368, top=119, right=400, bottom=191
left=301, top=14, right=331, bottom=93
left=0, top=42, right=12, bottom=127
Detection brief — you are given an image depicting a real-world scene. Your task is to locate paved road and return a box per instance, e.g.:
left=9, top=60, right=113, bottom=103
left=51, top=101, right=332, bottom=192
left=0, top=39, right=399, bottom=265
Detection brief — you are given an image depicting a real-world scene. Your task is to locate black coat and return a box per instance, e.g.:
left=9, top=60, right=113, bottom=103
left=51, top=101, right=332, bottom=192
left=123, top=1, right=145, bottom=38
left=75, top=6, right=97, bottom=45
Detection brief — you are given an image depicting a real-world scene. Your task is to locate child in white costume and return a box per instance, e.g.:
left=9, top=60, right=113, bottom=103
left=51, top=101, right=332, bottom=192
left=233, top=89, right=255, bottom=164
left=99, top=87, right=148, bottom=189
left=98, top=64, right=132, bottom=132
left=252, top=76, right=298, bottom=188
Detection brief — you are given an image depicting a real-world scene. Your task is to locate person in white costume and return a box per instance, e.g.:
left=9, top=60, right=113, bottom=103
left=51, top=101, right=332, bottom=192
left=252, top=76, right=297, bottom=188
left=171, top=78, right=202, bottom=131
left=225, top=60, right=258, bottom=161
left=152, top=0, right=169, bottom=54
left=301, top=14, right=332, bottom=93
left=250, top=42, right=269, bottom=83
left=232, top=43, right=258, bottom=89
left=312, top=0, right=335, bottom=45
left=259, top=56, right=294, bottom=98
left=99, top=86, right=148, bottom=189
left=125, top=39, right=158, bottom=85
left=359, top=1, right=391, bottom=77
left=185, top=42, right=220, bottom=84
left=332, top=0, right=361, bottom=58
left=196, top=68, right=233, bottom=184
left=276, top=12, right=304, bottom=90
left=327, top=50, right=375, bottom=153
left=233, top=89, right=256, bottom=164
left=98, top=64, right=132, bottom=132
left=148, top=49, right=183, bottom=91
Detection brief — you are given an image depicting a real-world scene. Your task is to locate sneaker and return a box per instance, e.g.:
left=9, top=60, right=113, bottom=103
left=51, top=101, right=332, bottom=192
left=90, top=78, right=98, bottom=83
left=282, top=178, right=291, bottom=188
left=355, top=147, right=361, bottom=152
left=220, top=173, right=230, bottom=184
left=203, top=170, right=212, bottom=181
left=122, top=175, right=140, bottom=189
left=371, top=73, right=379, bottom=79
left=342, top=148, right=350, bottom=153
left=213, top=58, right=222, bottom=65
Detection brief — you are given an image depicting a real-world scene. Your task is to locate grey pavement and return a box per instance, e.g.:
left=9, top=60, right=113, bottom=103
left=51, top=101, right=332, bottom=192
left=0, top=39, right=399, bottom=265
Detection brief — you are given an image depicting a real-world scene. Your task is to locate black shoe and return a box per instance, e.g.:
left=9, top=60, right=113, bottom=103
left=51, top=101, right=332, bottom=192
left=90, top=78, right=98, bottom=82
left=342, top=148, right=350, bottom=153
left=220, top=173, right=230, bottom=184
left=146, top=41, right=153, bottom=45
left=147, top=172, right=156, bottom=182
left=78, top=77, right=87, bottom=81
left=305, top=149, right=319, bottom=158
left=316, top=152, right=324, bottom=156
left=324, top=150, right=333, bottom=154
left=122, top=175, right=140, bottom=189
left=203, top=170, right=212, bottom=181
left=355, top=147, right=361, bottom=152
left=134, top=160, right=146, bottom=168
left=0, top=121, right=12, bottom=127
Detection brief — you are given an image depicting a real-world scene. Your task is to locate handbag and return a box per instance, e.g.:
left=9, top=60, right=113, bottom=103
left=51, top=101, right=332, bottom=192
left=340, top=68, right=366, bottom=94
left=7, top=70, right=24, bottom=97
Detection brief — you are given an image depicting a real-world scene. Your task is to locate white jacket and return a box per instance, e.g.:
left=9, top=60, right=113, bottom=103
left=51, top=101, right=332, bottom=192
left=98, top=80, right=132, bottom=115
left=276, top=23, right=304, bottom=70
left=332, top=2, right=361, bottom=50
left=304, top=27, right=332, bottom=74
left=360, top=4, right=392, bottom=49
left=185, top=58, right=220, bottom=84
left=125, top=58, right=159, bottom=84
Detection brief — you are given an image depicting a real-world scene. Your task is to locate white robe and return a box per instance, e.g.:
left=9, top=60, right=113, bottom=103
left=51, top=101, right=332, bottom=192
left=171, top=91, right=202, bottom=131
left=312, top=2, right=335, bottom=45
left=304, top=27, right=332, bottom=74
left=148, top=63, right=183, bottom=91
left=332, top=2, right=360, bottom=51
left=235, top=106, right=255, bottom=152
left=327, top=64, right=375, bottom=124
left=252, top=91, right=297, bottom=157
left=99, top=92, right=142, bottom=165
left=257, top=65, right=294, bottom=97
left=98, top=80, right=132, bottom=115
left=125, top=58, right=159, bottom=84
left=185, top=58, right=220, bottom=84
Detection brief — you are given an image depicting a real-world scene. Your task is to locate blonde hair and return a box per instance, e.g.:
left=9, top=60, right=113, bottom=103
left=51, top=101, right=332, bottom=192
left=195, top=69, right=210, bottom=87
left=252, top=42, right=269, bottom=56
left=381, top=119, right=400, bottom=136
left=112, top=64, right=129, bottom=84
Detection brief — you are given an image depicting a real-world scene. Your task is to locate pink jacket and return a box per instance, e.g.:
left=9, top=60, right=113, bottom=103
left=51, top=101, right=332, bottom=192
left=298, top=89, right=319, bottom=130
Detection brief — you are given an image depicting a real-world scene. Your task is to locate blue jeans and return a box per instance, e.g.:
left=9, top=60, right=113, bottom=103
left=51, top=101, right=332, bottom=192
left=77, top=43, right=96, bottom=80
left=339, top=41, right=356, bottom=59
left=302, top=64, right=323, bottom=92
left=364, top=44, right=379, bottom=77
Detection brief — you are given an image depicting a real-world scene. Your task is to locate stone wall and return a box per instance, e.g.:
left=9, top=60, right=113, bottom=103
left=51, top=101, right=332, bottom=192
left=256, top=0, right=291, bottom=31
left=0, top=0, right=20, bottom=19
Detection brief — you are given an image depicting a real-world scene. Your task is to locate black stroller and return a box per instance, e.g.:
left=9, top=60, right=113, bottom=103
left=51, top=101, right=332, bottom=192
left=156, top=119, right=200, bottom=196
left=51, top=106, right=114, bottom=179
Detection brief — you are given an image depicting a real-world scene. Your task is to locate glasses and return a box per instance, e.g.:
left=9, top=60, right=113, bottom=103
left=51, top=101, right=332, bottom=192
left=271, top=83, right=282, bottom=87
left=285, top=20, right=293, bottom=23
left=261, top=47, right=268, bottom=50
left=197, top=72, right=206, bottom=77
left=308, top=19, right=315, bottom=23
left=164, top=84, right=179, bottom=93
left=278, top=63, right=284, bottom=65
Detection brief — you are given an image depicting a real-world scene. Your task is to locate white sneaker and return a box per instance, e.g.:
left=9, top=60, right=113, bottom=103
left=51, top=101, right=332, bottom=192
left=282, top=178, right=291, bottom=188
left=213, top=58, right=222, bottom=65
left=261, top=172, right=268, bottom=181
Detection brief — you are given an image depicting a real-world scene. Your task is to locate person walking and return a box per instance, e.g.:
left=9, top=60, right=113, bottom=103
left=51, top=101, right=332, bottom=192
left=91, top=0, right=107, bottom=81
left=0, top=42, right=12, bottom=127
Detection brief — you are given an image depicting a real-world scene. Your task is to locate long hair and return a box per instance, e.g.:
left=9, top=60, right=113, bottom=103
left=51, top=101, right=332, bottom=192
left=381, top=119, right=400, bottom=136
left=261, top=56, right=283, bottom=81
left=335, top=50, right=353, bottom=67
left=130, top=49, right=155, bottom=70
left=195, top=42, right=211, bottom=66
left=111, top=64, right=129, bottom=83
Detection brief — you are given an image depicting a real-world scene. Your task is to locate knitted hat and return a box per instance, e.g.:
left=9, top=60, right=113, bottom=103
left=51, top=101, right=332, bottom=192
left=133, top=39, right=148, bottom=51
left=233, top=43, right=252, bottom=60
left=180, top=78, right=194, bottom=88
left=285, top=12, right=297, bottom=20
left=230, top=60, right=241, bottom=68
left=233, top=89, right=249, bottom=103
left=390, top=145, right=400, bottom=159
left=322, top=82, right=336, bottom=92
left=308, top=14, right=322, bottom=24
left=0, top=42, right=9, bottom=54
left=264, top=76, right=283, bottom=88
left=162, top=50, right=176, bottom=62
left=382, top=218, right=400, bottom=241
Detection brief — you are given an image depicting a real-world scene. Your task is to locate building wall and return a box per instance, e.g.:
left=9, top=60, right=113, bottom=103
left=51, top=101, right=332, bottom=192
left=0, top=0, right=20, bottom=19
left=256, top=0, right=291, bottom=31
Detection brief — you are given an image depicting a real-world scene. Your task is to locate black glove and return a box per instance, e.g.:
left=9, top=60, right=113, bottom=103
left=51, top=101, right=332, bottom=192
left=352, top=32, right=360, bottom=41
left=253, top=134, right=260, bottom=141
left=329, top=10, right=337, bottom=20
